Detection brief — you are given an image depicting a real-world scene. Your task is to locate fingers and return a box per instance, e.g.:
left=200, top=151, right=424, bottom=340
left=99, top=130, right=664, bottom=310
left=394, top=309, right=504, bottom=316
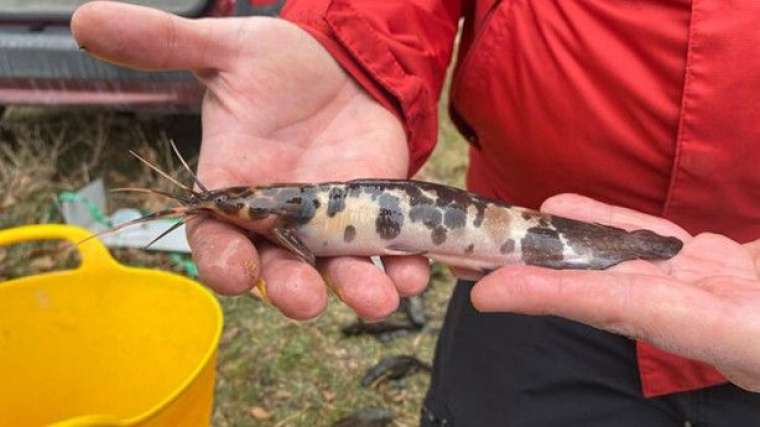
left=609, top=259, right=664, bottom=275
left=669, top=233, right=758, bottom=282
left=257, top=243, right=328, bottom=321
left=320, top=256, right=400, bottom=321
left=541, top=194, right=691, bottom=241
left=470, top=266, right=724, bottom=362
left=471, top=266, right=641, bottom=332
left=382, top=256, right=430, bottom=296
left=185, top=216, right=326, bottom=323
left=71, top=1, right=237, bottom=71
left=187, top=218, right=260, bottom=295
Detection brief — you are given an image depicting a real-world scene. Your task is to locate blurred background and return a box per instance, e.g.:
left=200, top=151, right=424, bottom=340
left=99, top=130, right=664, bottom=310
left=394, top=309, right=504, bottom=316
left=0, top=1, right=469, bottom=425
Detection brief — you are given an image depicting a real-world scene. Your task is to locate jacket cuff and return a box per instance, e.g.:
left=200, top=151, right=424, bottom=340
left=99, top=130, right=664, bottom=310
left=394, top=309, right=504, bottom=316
left=281, top=0, right=438, bottom=177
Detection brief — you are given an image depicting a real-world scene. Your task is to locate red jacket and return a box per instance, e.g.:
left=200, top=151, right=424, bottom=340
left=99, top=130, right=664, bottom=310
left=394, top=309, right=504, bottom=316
left=281, top=0, right=760, bottom=398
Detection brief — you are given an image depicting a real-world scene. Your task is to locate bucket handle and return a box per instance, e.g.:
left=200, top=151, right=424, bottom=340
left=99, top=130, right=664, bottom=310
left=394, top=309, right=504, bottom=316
left=0, top=224, right=118, bottom=272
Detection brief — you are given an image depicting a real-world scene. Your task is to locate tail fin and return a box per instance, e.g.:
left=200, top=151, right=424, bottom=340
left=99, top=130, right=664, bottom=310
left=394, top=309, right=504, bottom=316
left=626, top=229, right=684, bottom=261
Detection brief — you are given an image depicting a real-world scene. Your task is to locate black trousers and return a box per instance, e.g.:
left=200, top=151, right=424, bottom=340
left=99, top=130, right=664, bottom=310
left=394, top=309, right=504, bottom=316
left=421, top=281, right=760, bottom=427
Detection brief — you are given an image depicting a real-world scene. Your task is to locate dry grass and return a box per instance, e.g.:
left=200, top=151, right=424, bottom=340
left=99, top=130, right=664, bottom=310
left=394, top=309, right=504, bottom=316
left=0, top=110, right=204, bottom=280
left=0, top=69, right=468, bottom=426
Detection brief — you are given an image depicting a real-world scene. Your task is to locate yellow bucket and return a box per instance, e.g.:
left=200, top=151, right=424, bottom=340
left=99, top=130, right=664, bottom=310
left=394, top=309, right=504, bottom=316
left=0, top=225, right=223, bottom=427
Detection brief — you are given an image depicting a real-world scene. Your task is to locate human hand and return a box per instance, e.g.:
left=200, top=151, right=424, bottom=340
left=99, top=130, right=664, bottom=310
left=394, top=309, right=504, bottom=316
left=71, top=2, right=429, bottom=320
left=471, top=194, right=760, bottom=392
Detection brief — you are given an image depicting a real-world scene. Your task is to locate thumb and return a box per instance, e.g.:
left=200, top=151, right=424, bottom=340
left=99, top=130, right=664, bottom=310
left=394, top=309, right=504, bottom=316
left=71, top=1, right=237, bottom=71
left=470, top=265, right=709, bottom=345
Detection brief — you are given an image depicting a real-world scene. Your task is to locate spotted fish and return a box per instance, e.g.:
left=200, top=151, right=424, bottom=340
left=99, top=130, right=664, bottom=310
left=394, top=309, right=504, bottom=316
left=176, top=179, right=683, bottom=273
left=93, top=147, right=682, bottom=272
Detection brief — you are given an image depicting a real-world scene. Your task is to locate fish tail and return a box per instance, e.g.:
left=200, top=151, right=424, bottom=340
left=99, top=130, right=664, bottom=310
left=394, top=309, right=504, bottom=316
left=626, top=229, right=684, bottom=261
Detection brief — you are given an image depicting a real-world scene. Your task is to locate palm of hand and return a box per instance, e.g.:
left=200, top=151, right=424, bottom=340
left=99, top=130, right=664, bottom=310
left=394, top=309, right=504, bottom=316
left=195, top=18, right=408, bottom=187
left=72, top=4, right=429, bottom=321
left=621, top=231, right=760, bottom=391
left=473, top=194, right=760, bottom=392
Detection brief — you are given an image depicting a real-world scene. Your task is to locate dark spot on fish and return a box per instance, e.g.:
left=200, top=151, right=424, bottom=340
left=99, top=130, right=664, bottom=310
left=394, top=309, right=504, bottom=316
left=347, top=183, right=363, bottom=198
left=215, top=194, right=243, bottom=215
left=500, top=239, right=515, bottom=254
left=378, top=192, right=400, bottom=209
left=522, top=212, right=532, bottom=220
left=444, top=204, right=467, bottom=229
left=327, top=186, right=346, bottom=217
left=322, top=241, right=328, bottom=247
left=271, top=186, right=321, bottom=225
left=521, top=227, right=564, bottom=267
left=539, top=217, right=549, bottom=227
left=344, top=225, right=356, bottom=243
left=376, top=210, right=402, bottom=239
left=465, top=243, right=474, bottom=254
left=403, top=184, right=435, bottom=206
left=343, top=179, right=499, bottom=230
left=473, top=205, right=485, bottom=227
left=362, top=183, right=386, bottom=201
left=248, top=197, right=276, bottom=219
left=433, top=186, right=470, bottom=207
left=274, top=187, right=301, bottom=204
left=409, top=205, right=442, bottom=229
left=376, top=193, right=403, bottom=240
left=431, top=225, right=447, bottom=245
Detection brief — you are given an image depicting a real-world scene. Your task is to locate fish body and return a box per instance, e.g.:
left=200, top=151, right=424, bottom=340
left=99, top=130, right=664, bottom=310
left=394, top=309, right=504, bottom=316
left=199, top=179, right=683, bottom=272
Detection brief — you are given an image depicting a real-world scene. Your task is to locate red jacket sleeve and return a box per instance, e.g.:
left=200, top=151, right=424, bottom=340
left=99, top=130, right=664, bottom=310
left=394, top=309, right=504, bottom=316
left=281, top=0, right=464, bottom=176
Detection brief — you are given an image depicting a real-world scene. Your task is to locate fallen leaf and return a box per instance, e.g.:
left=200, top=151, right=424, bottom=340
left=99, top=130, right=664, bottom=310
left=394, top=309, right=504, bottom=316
left=321, top=389, right=336, bottom=402
left=273, top=390, right=292, bottom=400
left=1, top=194, right=14, bottom=208
left=250, top=406, right=272, bottom=420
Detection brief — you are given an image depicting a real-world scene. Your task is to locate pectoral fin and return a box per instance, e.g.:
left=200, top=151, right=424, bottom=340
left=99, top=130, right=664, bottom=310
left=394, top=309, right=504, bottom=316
left=271, top=227, right=316, bottom=266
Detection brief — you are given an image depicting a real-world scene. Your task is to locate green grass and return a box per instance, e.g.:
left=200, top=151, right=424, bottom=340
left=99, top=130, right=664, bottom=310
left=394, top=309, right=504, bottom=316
left=0, top=68, right=468, bottom=426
